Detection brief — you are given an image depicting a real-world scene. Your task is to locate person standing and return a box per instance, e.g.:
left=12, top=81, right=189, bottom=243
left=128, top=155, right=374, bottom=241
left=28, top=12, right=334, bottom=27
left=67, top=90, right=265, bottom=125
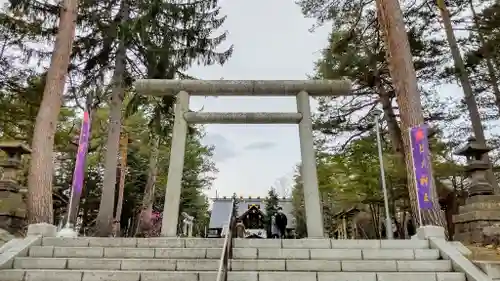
left=275, top=207, right=288, bottom=239
left=235, top=219, right=246, bottom=238
left=270, top=215, right=280, bottom=238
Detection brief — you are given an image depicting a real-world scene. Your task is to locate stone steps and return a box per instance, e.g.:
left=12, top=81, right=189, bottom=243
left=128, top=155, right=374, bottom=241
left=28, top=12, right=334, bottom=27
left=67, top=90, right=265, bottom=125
left=0, top=269, right=466, bottom=281
left=232, top=248, right=440, bottom=260
left=12, top=257, right=220, bottom=270
left=0, top=237, right=469, bottom=281
left=38, top=237, right=431, bottom=249
left=27, top=246, right=441, bottom=260
left=40, top=237, right=225, bottom=248
left=237, top=238, right=430, bottom=249
left=10, top=257, right=452, bottom=272
left=28, top=246, right=225, bottom=259
left=230, top=259, right=452, bottom=271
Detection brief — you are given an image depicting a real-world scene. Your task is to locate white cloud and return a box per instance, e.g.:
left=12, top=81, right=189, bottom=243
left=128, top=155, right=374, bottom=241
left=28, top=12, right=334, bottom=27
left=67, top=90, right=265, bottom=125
left=244, top=141, right=277, bottom=151
left=203, top=133, right=238, bottom=162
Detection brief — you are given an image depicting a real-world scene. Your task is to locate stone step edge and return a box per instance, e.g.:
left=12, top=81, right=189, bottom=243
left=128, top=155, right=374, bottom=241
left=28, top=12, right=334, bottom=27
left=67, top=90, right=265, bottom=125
left=15, top=257, right=446, bottom=262
left=27, top=247, right=441, bottom=260
left=30, top=246, right=436, bottom=251
left=27, top=247, right=441, bottom=252
left=0, top=269, right=467, bottom=281
left=0, top=269, right=465, bottom=274
left=37, top=245, right=432, bottom=250
left=28, top=247, right=441, bottom=251
left=39, top=238, right=431, bottom=249
left=9, top=258, right=453, bottom=272
left=22, top=257, right=443, bottom=261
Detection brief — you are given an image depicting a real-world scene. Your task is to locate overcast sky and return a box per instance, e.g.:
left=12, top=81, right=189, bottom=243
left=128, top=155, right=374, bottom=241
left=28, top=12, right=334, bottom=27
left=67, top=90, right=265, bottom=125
left=186, top=0, right=331, bottom=199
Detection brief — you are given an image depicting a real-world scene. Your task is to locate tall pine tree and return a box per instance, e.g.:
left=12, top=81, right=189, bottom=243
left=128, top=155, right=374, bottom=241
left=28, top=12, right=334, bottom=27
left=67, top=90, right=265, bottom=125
left=264, top=187, right=279, bottom=237
left=1, top=0, right=233, bottom=230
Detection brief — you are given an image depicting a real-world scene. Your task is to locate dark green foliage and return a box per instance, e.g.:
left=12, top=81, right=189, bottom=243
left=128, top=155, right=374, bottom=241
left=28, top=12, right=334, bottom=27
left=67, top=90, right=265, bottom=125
left=0, top=0, right=231, bottom=236
left=312, top=2, right=459, bottom=151
left=264, top=187, right=279, bottom=237
left=291, top=171, right=307, bottom=238
left=0, top=0, right=233, bottom=104
left=231, top=192, right=239, bottom=217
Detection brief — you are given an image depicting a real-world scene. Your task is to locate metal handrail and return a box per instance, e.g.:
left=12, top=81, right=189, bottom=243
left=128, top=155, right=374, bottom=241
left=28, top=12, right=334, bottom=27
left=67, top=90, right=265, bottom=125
left=216, top=199, right=235, bottom=281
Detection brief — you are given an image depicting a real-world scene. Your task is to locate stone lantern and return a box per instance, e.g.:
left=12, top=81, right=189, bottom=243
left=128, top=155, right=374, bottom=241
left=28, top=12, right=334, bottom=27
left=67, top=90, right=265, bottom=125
left=0, top=142, right=31, bottom=184
left=0, top=141, right=31, bottom=234
left=454, top=136, right=493, bottom=196
left=453, top=137, right=500, bottom=244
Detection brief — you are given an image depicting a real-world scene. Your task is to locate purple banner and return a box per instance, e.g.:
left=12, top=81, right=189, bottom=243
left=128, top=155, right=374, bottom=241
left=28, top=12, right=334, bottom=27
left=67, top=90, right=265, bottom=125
left=71, top=111, right=91, bottom=197
left=409, top=125, right=433, bottom=210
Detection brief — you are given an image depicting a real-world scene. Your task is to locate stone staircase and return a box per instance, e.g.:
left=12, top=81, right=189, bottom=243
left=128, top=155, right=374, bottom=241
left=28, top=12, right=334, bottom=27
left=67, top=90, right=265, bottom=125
left=0, top=236, right=470, bottom=281
left=231, top=238, right=464, bottom=281
left=1, top=237, right=225, bottom=281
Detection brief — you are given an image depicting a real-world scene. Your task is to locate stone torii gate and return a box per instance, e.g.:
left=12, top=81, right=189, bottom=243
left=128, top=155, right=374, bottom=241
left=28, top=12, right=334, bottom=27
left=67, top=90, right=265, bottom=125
left=134, top=80, right=352, bottom=238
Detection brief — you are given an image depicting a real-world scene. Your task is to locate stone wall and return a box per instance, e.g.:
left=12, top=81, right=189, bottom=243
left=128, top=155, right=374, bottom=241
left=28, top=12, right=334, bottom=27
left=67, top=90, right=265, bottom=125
left=475, top=261, right=500, bottom=280
left=0, top=228, right=14, bottom=247
left=0, top=181, right=26, bottom=235
left=453, top=195, right=500, bottom=245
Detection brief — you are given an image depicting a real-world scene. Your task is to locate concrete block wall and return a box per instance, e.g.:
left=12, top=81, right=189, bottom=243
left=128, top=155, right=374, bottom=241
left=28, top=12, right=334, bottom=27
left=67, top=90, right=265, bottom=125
left=476, top=261, right=500, bottom=280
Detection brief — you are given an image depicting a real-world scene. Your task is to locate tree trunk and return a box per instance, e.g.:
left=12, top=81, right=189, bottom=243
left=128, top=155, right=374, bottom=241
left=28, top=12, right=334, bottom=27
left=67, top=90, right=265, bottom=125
left=112, top=132, right=128, bottom=237
left=436, top=0, right=499, bottom=194
left=469, top=0, right=500, bottom=114
left=380, top=97, right=404, bottom=156
left=137, top=134, right=160, bottom=235
left=79, top=181, right=91, bottom=235
left=27, top=0, right=78, bottom=224
left=380, top=89, right=454, bottom=204
left=378, top=83, right=405, bottom=159
left=442, top=191, right=457, bottom=240
left=95, top=1, right=129, bottom=236
left=375, top=0, right=447, bottom=229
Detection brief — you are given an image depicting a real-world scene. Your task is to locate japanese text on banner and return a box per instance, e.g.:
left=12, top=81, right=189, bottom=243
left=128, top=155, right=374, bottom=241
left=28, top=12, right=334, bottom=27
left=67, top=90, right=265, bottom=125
left=409, top=125, right=433, bottom=210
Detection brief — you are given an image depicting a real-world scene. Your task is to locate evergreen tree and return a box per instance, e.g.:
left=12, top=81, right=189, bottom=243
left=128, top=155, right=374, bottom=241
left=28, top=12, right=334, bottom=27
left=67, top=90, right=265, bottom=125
left=264, top=187, right=279, bottom=237
left=15, top=0, right=79, bottom=224
left=231, top=192, right=239, bottom=217
left=229, top=192, right=239, bottom=232
left=1, top=0, right=232, bottom=231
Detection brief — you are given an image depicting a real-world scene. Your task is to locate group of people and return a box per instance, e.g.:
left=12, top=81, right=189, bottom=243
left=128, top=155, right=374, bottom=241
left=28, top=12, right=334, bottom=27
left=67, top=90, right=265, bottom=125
left=234, top=206, right=288, bottom=239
